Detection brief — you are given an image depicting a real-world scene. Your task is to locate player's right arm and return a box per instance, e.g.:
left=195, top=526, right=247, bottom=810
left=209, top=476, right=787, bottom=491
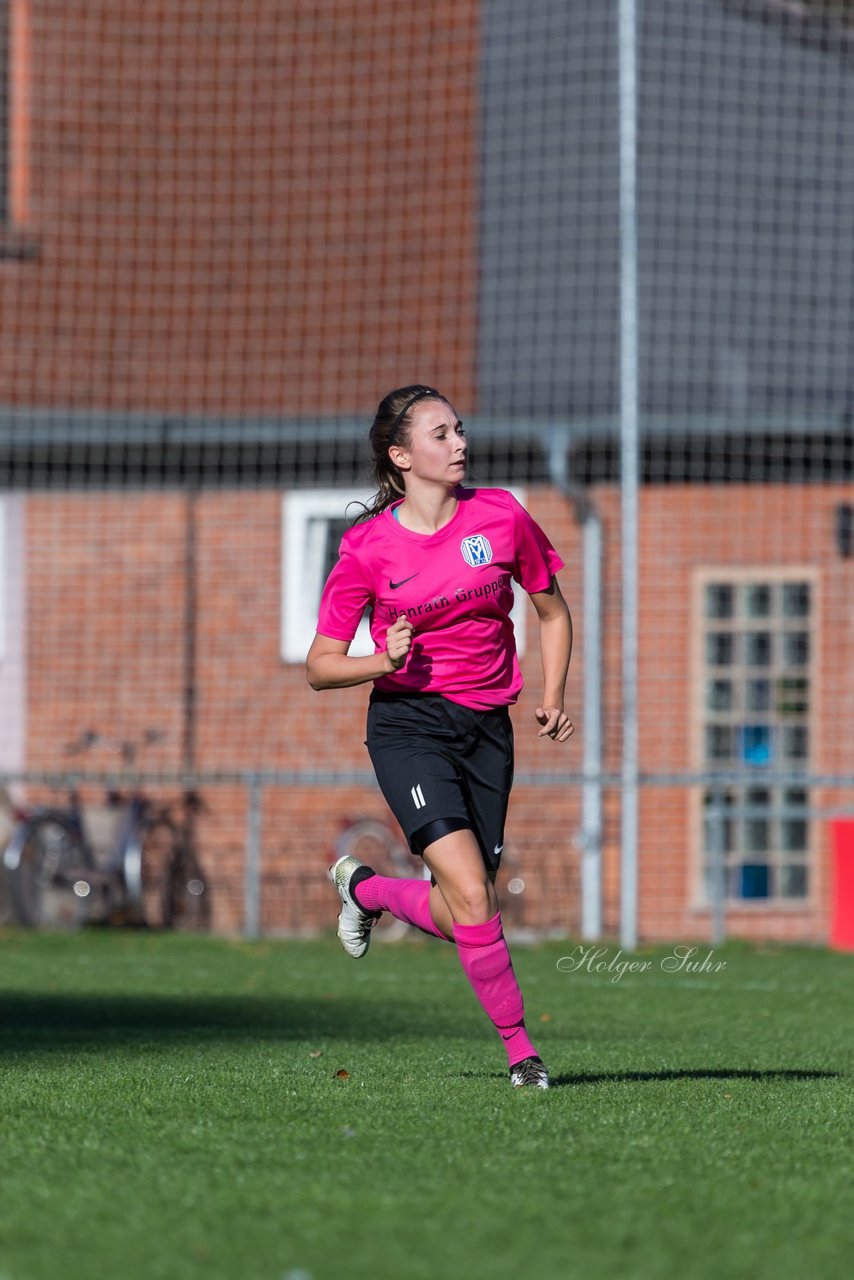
left=306, top=614, right=413, bottom=690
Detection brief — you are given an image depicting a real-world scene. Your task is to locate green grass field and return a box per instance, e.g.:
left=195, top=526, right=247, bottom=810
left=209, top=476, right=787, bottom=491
left=1, top=928, right=852, bottom=1280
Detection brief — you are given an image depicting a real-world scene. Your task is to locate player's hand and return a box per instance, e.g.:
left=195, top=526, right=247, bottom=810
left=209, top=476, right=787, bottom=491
left=535, top=705, right=574, bottom=741
left=385, top=614, right=414, bottom=671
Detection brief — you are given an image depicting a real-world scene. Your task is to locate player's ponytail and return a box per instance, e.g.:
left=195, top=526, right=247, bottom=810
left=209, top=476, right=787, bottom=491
left=349, top=385, right=445, bottom=524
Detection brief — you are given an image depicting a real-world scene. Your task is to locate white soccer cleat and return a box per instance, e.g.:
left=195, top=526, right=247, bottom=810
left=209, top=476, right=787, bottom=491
left=509, top=1056, right=550, bottom=1089
left=328, top=854, right=380, bottom=959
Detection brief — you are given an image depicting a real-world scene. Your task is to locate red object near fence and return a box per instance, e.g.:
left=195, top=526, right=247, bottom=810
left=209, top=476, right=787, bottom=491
left=830, top=821, right=854, bottom=951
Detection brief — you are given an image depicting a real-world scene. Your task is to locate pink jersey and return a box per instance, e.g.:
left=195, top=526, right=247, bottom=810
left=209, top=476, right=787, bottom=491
left=316, top=487, right=564, bottom=710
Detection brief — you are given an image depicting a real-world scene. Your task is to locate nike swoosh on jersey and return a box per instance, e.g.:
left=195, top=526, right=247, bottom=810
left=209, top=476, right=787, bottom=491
left=389, top=573, right=420, bottom=589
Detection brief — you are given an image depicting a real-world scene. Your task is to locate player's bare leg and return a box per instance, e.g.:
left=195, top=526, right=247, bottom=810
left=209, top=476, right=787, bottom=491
left=423, top=830, right=547, bottom=1088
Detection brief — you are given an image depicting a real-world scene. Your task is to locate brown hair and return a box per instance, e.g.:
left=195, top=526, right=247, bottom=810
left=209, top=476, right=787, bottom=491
left=349, top=385, right=447, bottom=523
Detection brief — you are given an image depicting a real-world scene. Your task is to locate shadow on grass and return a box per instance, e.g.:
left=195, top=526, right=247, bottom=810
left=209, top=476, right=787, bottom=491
left=461, top=1067, right=843, bottom=1087
left=0, top=992, right=464, bottom=1054
left=550, top=1068, right=843, bottom=1087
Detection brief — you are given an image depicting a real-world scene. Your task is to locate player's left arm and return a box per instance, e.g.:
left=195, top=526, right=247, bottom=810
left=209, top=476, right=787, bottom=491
left=527, top=578, right=574, bottom=742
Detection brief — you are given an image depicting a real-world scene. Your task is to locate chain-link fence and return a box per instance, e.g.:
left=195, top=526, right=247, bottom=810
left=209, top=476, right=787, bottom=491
left=1, top=1, right=853, bottom=944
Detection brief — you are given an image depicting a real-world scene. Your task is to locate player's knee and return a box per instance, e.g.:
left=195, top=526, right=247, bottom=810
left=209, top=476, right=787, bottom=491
left=455, top=880, right=494, bottom=921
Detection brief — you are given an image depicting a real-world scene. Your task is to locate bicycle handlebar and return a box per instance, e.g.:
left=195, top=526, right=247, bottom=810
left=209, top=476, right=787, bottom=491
left=63, top=728, right=166, bottom=765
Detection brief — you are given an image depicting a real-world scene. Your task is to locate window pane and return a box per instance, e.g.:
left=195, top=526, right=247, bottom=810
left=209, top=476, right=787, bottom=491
left=744, top=631, right=772, bottom=666
left=738, top=863, right=770, bottom=899
left=782, top=725, right=808, bottom=761
left=703, top=791, right=735, bottom=855
left=704, top=862, right=739, bottom=901
left=782, top=789, right=809, bottom=853
left=782, top=631, right=810, bottom=667
left=745, top=679, right=771, bottom=712
left=779, top=864, right=808, bottom=898
left=705, top=584, right=734, bottom=619
left=782, top=583, right=810, bottom=618
left=740, top=724, right=772, bottom=766
left=705, top=725, right=735, bottom=762
left=744, top=583, right=772, bottom=618
left=706, top=679, right=733, bottom=712
left=781, top=817, right=808, bottom=852
left=706, top=632, right=735, bottom=666
left=322, top=517, right=351, bottom=580
left=706, top=819, right=737, bottom=860
left=744, top=817, right=769, bottom=852
left=703, top=824, right=735, bottom=858
left=775, top=677, right=809, bottom=716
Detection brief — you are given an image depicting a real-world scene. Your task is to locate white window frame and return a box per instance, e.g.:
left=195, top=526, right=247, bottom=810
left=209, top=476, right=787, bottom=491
left=281, top=487, right=529, bottom=664
left=282, top=488, right=375, bottom=662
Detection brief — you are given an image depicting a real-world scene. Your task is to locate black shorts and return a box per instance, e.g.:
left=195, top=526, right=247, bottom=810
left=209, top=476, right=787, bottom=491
left=365, top=690, right=514, bottom=872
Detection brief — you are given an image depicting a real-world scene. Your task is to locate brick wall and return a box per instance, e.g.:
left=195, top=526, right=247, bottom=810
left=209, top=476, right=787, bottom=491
left=634, top=484, right=854, bottom=943
left=1, top=0, right=479, bottom=415
left=22, top=483, right=853, bottom=943
left=22, top=486, right=583, bottom=934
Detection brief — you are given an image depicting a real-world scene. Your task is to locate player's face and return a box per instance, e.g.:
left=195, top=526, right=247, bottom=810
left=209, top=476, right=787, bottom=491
left=395, top=399, right=467, bottom=486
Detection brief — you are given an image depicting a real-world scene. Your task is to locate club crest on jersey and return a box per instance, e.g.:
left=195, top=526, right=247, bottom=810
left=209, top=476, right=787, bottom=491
left=460, top=534, right=493, bottom=567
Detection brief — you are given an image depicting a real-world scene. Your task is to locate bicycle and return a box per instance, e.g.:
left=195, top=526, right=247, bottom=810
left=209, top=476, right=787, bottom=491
left=138, top=783, right=211, bottom=932
left=2, top=730, right=210, bottom=931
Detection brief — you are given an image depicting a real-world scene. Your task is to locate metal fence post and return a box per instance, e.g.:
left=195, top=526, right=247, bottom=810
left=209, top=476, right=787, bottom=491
left=244, top=773, right=263, bottom=939
left=581, top=510, right=603, bottom=940
left=618, top=0, right=640, bottom=951
left=709, top=788, right=727, bottom=946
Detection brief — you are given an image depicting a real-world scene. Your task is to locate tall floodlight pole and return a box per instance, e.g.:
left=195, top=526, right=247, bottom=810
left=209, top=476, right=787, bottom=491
left=618, top=0, right=639, bottom=951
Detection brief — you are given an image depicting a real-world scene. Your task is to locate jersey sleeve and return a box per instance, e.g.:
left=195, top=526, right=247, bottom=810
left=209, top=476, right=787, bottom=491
left=508, top=491, right=565, bottom=593
left=316, top=533, right=373, bottom=643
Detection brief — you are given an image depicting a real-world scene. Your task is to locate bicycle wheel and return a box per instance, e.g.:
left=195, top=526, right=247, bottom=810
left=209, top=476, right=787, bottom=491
left=4, top=812, right=96, bottom=930
left=128, top=819, right=177, bottom=931
left=163, top=841, right=211, bottom=931
left=334, top=818, right=423, bottom=942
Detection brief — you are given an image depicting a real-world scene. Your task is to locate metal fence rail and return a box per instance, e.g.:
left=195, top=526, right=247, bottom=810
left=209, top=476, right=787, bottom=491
left=4, top=767, right=852, bottom=944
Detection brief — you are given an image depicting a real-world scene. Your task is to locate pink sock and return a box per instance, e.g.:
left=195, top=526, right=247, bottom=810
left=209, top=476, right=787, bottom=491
left=453, top=911, right=539, bottom=1067
left=352, top=874, right=449, bottom=941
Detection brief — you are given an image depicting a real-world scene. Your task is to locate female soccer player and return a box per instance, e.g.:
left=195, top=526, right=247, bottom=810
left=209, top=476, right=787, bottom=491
left=306, top=385, right=573, bottom=1089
